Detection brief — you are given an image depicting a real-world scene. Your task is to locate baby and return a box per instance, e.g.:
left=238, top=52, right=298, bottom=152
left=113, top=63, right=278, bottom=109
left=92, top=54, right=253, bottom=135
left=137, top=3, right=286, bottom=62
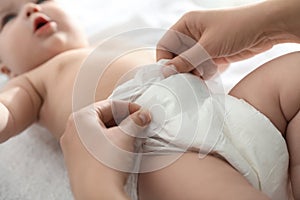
left=0, top=0, right=154, bottom=141
left=0, top=0, right=299, bottom=200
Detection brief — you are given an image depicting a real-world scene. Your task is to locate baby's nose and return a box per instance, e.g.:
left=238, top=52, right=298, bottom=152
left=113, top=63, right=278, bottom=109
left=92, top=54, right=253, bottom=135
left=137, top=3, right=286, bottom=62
left=22, top=3, right=41, bottom=18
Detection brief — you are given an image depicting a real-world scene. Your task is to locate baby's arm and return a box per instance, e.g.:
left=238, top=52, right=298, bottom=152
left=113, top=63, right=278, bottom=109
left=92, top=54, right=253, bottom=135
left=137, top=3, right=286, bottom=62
left=0, top=75, right=42, bottom=143
left=286, top=110, right=300, bottom=199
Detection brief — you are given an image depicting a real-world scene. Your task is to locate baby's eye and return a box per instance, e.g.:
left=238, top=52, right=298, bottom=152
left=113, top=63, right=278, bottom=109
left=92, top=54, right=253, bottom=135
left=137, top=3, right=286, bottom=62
left=36, top=0, right=48, bottom=4
left=1, top=13, right=16, bottom=28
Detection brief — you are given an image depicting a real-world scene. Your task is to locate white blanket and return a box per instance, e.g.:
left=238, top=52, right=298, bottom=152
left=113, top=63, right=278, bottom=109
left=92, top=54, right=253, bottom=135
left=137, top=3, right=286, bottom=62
left=1, top=0, right=300, bottom=199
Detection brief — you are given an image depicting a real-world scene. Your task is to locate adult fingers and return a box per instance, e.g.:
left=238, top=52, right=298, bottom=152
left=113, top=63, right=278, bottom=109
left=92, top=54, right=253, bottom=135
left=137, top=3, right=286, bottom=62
left=70, top=101, right=151, bottom=172
left=156, top=22, right=197, bottom=62
left=191, top=59, right=218, bottom=80
left=107, top=108, right=151, bottom=152
left=164, top=42, right=217, bottom=79
left=118, top=108, right=151, bottom=139
left=94, top=100, right=142, bottom=127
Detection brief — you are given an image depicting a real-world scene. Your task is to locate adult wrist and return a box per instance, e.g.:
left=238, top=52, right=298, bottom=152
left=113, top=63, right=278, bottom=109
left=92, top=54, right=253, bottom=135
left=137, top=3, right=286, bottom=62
left=261, top=0, right=300, bottom=44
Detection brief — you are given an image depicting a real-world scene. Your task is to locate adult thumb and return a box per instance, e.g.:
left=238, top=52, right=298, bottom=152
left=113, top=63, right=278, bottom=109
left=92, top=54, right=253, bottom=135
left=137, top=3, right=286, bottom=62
left=118, top=108, right=151, bottom=139
left=165, top=41, right=215, bottom=77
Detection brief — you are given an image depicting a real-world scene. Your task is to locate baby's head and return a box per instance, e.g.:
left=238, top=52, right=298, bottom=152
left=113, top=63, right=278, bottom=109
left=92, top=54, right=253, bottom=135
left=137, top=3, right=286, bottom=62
left=0, top=0, right=89, bottom=77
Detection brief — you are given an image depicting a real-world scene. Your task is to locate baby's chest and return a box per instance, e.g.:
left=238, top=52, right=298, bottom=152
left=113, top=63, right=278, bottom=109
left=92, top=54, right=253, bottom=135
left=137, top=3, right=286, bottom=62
left=38, top=66, right=79, bottom=138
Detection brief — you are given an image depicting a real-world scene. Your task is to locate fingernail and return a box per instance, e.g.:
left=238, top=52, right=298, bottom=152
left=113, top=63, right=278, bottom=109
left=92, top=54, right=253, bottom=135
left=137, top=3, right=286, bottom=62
left=138, top=109, right=151, bottom=125
left=161, top=65, right=177, bottom=78
left=157, top=59, right=171, bottom=65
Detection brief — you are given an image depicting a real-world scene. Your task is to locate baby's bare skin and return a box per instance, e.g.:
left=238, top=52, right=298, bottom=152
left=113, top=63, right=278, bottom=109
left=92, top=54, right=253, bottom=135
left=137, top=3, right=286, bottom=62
left=20, top=49, right=154, bottom=139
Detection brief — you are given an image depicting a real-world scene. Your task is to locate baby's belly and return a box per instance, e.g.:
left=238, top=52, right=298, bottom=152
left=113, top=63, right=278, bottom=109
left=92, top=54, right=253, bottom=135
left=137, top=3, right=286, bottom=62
left=95, top=50, right=155, bottom=100
left=39, top=50, right=155, bottom=139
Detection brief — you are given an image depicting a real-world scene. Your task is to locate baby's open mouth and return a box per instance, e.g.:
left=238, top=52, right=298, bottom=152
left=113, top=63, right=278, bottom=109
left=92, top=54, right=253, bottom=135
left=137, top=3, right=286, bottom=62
left=34, top=16, right=51, bottom=32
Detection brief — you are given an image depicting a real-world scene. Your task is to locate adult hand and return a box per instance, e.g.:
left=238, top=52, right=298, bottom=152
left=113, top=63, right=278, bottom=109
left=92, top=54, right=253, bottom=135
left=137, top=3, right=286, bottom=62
left=61, top=100, right=151, bottom=200
left=157, top=0, right=300, bottom=79
left=97, top=100, right=150, bottom=150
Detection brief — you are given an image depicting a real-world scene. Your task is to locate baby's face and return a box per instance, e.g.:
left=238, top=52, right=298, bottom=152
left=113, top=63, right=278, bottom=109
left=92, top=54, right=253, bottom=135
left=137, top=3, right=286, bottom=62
left=0, top=0, right=88, bottom=77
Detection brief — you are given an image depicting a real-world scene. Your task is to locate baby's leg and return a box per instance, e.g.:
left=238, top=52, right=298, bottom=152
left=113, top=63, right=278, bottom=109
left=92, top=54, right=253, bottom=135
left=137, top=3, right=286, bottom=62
left=138, top=153, right=270, bottom=200
left=61, top=119, right=269, bottom=200
left=229, top=51, right=300, bottom=198
left=138, top=52, right=300, bottom=200
left=60, top=121, right=129, bottom=200
left=229, top=51, right=300, bottom=135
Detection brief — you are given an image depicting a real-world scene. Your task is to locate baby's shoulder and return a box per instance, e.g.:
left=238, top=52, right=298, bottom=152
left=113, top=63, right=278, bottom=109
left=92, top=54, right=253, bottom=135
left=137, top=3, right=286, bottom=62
left=52, top=48, right=92, bottom=66
left=39, top=48, right=91, bottom=73
left=24, top=48, right=92, bottom=97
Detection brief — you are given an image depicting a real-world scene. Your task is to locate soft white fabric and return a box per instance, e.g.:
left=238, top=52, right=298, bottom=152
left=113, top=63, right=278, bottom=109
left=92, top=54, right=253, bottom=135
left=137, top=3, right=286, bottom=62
left=110, top=63, right=290, bottom=200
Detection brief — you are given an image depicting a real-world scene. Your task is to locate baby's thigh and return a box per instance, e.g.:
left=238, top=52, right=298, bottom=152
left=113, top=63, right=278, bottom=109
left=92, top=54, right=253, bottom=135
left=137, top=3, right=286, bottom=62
left=229, top=51, right=300, bottom=134
left=138, top=153, right=269, bottom=200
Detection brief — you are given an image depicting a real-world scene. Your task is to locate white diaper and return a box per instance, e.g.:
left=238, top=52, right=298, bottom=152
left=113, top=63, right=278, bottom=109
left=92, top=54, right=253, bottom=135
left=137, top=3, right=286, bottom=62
left=110, top=62, right=290, bottom=200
